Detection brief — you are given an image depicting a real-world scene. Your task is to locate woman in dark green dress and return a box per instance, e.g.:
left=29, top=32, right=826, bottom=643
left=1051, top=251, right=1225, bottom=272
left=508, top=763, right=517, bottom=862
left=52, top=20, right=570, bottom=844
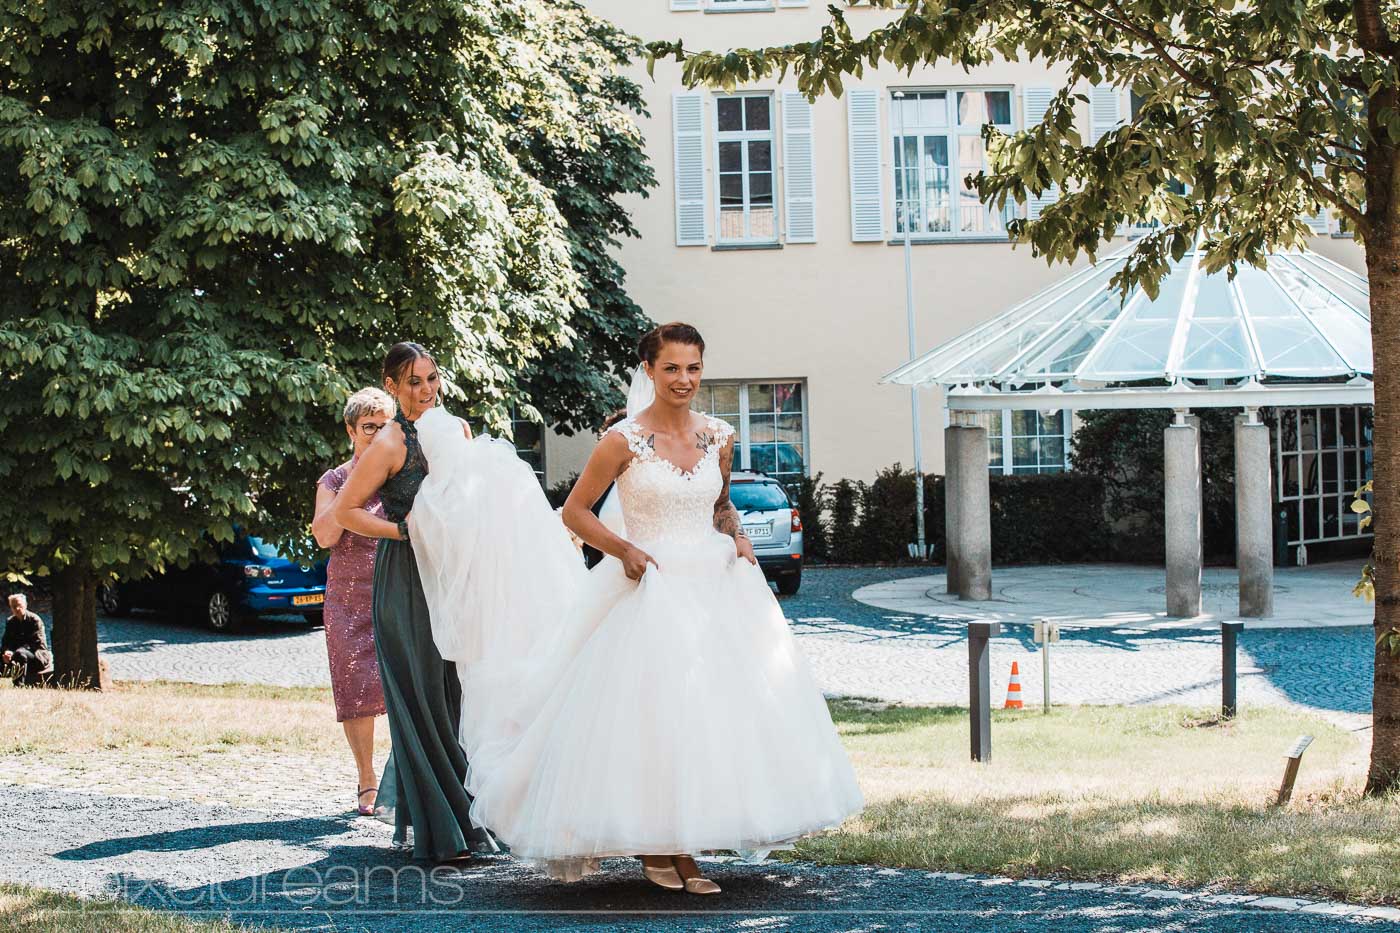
left=333, top=342, right=493, bottom=863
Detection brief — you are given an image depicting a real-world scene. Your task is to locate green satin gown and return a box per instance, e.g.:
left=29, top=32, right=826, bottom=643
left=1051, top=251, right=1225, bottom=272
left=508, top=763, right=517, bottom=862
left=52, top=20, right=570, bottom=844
left=373, top=410, right=494, bottom=861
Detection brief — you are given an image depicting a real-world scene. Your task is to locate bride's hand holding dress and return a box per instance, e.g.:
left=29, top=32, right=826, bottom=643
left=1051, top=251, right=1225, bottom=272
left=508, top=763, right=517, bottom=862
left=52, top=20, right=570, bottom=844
left=707, top=435, right=759, bottom=569
left=559, top=430, right=658, bottom=582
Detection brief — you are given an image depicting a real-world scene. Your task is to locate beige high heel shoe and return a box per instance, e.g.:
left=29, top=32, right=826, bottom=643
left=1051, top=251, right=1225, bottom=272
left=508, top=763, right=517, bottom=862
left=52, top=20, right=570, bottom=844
left=639, top=857, right=684, bottom=891
left=673, top=855, right=721, bottom=895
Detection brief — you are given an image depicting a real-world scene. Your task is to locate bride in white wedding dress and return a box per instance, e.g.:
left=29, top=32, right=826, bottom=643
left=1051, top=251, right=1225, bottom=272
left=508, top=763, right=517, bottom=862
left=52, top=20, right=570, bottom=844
left=406, top=322, right=863, bottom=893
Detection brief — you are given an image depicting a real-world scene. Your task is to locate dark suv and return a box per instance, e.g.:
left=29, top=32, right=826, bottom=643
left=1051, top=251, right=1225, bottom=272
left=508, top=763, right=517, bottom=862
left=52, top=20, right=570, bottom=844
left=730, top=472, right=804, bottom=595
left=99, top=536, right=327, bottom=632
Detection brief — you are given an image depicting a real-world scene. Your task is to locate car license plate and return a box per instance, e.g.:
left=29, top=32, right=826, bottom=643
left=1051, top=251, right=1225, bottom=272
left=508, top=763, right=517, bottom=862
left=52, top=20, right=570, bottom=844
left=293, top=594, right=324, bottom=607
left=744, top=523, right=773, bottom=540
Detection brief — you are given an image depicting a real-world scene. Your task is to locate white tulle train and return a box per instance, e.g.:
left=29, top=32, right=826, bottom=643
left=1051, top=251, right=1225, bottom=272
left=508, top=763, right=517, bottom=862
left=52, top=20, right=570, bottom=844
left=408, top=407, right=863, bottom=880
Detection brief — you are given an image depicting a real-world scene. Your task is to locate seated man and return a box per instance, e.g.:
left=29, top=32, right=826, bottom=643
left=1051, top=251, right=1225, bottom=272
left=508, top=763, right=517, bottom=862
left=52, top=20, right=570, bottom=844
left=3, top=594, right=53, bottom=687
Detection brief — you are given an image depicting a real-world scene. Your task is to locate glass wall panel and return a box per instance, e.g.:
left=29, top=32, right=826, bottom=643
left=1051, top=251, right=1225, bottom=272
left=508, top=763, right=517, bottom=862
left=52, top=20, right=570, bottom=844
left=1274, top=405, right=1373, bottom=547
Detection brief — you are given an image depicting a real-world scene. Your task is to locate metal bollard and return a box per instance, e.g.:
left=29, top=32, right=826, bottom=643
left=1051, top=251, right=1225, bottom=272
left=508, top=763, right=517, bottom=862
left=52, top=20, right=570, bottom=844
left=1221, top=621, right=1244, bottom=719
left=968, top=622, right=1001, bottom=762
left=1034, top=620, right=1060, bottom=714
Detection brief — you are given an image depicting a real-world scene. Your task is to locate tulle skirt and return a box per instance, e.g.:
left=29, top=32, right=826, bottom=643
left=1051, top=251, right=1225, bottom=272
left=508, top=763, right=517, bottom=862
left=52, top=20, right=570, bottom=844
left=464, top=530, right=864, bottom=879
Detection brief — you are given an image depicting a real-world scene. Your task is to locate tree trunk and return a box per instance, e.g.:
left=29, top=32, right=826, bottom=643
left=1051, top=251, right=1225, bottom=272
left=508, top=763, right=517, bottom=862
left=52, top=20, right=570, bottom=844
left=1367, top=211, right=1400, bottom=793
left=50, top=563, right=101, bottom=690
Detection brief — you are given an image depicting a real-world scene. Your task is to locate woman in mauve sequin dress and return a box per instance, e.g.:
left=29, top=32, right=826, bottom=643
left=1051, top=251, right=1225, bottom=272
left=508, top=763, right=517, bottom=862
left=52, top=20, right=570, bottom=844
left=313, top=387, right=394, bottom=816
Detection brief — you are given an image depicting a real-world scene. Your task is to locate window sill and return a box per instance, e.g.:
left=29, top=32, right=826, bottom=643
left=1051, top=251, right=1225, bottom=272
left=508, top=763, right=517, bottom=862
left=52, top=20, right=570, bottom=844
left=712, top=241, right=784, bottom=251
left=886, top=235, right=1014, bottom=246
left=703, top=4, right=776, bottom=12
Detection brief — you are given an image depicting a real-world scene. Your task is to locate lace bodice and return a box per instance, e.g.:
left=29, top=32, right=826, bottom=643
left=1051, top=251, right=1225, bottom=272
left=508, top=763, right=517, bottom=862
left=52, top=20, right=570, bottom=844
left=379, top=411, right=428, bottom=523
left=609, top=416, right=734, bottom=545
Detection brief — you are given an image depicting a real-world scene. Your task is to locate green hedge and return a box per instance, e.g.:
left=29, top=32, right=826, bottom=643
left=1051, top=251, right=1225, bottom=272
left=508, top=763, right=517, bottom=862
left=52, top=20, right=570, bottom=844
left=816, top=464, right=1109, bottom=565
left=546, top=462, right=1108, bottom=566
left=1071, top=408, right=1238, bottom=561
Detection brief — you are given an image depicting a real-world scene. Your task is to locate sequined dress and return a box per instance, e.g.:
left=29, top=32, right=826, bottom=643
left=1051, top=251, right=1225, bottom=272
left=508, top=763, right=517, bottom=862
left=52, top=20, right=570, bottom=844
left=317, top=461, right=387, bottom=722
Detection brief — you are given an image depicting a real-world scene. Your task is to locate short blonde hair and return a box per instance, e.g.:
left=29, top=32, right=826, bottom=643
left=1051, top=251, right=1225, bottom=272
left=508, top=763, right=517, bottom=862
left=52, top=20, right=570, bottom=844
left=343, top=387, right=395, bottom=427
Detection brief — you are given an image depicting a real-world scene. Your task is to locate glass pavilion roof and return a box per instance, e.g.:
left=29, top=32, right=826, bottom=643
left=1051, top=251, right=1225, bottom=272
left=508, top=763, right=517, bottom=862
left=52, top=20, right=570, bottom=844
left=885, top=245, right=1372, bottom=391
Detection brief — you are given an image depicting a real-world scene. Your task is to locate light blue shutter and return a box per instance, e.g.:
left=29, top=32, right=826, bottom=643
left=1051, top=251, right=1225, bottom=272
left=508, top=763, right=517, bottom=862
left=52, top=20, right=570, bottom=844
left=1306, top=163, right=1330, bottom=234
left=670, top=0, right=702, bottom=10
left=1090, top=84, right=1123, bottom=143
left=673, top=91, right=708, bottom=246
left=782, top=92, right=816, bottom=243
left=778, top=0, right=810, bottom=6
left=1022, top=86, right=1059, bottom=220
left=847, top=89, right=885, bottom=242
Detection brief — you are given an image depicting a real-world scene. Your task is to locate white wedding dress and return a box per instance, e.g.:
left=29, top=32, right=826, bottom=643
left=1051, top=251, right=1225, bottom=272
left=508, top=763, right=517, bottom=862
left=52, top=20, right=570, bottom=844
left=408, top=406, right=863, bottom=880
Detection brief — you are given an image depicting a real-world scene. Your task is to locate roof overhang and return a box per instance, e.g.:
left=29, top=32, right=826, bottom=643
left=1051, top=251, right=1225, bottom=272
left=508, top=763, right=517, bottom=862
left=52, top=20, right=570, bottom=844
left=880, top=245, right=1372, bottom=400
left=935, top=380, right=1374, bottom=413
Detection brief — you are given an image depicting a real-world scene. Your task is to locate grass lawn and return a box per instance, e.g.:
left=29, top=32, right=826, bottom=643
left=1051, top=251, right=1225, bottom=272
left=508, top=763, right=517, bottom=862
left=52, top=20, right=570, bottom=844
left=801, top=701, right=1396, bottom=904
left=0, top=679, right=386, bottom=812
left=1, top=680, right=1395, bottom=904
left=0, top=883, right=260, bottom=932
left=0, top=678, right=351, bottom=756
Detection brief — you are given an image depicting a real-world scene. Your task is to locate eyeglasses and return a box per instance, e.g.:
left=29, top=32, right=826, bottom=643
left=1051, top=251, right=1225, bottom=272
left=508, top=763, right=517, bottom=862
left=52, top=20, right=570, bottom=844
left=358, top=422, right=389, bottom=436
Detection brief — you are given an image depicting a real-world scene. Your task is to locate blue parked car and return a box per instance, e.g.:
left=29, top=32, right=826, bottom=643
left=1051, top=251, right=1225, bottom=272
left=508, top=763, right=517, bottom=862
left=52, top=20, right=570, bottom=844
left=99, top=535, right=327, bottom=633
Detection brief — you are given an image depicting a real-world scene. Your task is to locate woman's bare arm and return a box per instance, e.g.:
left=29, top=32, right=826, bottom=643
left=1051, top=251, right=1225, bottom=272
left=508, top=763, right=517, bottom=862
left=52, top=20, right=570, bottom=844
left=312, top=480, right=345, bottom=549
left=713, top=435, right=756, bottom=564
left=562, top=433, right=658, bottom=579
left=334, top=425, right=407, bottom=541
left=562, top=433, right=632, bottom=559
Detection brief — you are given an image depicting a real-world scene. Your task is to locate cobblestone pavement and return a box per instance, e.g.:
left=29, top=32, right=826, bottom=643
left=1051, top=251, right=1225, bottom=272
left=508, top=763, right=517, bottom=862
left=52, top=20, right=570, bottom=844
left=90, top=564, right=1373, bottom=718
left=4, top=784, right=1393, bottom=932
left=855, top=562, right=1372, bottom=629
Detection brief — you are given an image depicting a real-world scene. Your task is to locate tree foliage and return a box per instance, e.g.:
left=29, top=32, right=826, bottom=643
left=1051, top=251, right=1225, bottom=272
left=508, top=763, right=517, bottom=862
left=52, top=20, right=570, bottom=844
left=515, top=8, right=655, bottom=434
left=0, top=0, right=652, bottom=682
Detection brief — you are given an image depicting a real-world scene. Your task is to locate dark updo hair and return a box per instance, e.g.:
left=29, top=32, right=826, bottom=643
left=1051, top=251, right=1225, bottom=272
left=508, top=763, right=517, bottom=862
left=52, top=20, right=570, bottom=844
left=638, top=322, right=705, bottom=365
left=382, top=341, right=436, bottom=385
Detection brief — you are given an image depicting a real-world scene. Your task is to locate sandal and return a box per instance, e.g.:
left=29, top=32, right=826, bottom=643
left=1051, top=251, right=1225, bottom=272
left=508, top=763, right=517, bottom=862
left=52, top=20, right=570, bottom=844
left=356, top=786, right=378, bottom=816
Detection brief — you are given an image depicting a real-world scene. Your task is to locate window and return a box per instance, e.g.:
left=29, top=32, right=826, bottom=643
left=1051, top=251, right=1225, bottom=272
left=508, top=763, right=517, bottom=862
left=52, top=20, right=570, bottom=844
left=716, top=94, right=777, bottom=243
left=691, top=381, right=808, bottom=486
left=729, top=482, right=791, bottom=512
left=892, top=88, right=1016, bottom=237
left=510, top=413, right=545, bottom=484
left=1126, top=91, right=1187, bottom=232
left=1275, top=406, right=1372, bottom=547
left=983, top=409, right=1072, bottom=474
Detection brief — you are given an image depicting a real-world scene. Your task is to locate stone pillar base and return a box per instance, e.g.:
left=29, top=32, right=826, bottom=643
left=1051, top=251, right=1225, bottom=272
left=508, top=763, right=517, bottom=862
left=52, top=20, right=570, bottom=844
left=1164, top=420, right=1203, bottom=617
left=950, top=423, right=992, bottom=600
left=1235, top=417, right=1274, bottom=618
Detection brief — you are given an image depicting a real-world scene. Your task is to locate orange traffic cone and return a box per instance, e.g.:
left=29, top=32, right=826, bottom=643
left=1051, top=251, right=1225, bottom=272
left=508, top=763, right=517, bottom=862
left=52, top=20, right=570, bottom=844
left=1004, top=661, right=1024, bottom=709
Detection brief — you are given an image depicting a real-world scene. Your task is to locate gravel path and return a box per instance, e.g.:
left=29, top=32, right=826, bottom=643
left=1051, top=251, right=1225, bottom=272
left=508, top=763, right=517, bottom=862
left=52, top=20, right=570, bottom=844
left=4, top=784, right=1393, bottom=932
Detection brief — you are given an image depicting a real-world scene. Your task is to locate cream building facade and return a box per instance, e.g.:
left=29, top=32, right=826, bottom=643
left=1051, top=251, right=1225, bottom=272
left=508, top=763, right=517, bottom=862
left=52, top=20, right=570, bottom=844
left=539, top=0, right=1366, bottom=492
